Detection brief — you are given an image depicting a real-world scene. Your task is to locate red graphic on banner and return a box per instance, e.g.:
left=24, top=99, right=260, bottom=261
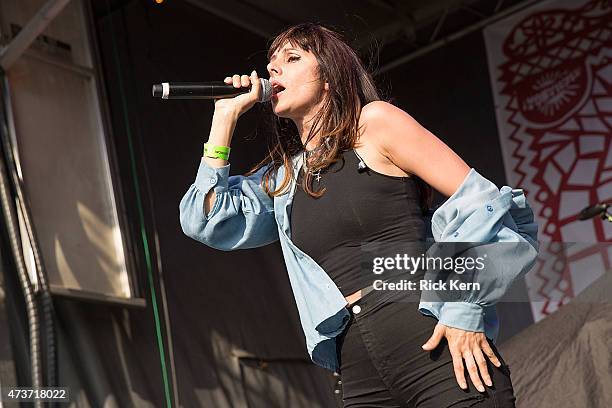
left=517, top=58, right=586, bottom=123
left=495, top=0, right=611, bottom=318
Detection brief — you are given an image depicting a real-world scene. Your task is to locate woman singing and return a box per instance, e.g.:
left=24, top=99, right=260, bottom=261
left=179, top=23, right=538, bottom=408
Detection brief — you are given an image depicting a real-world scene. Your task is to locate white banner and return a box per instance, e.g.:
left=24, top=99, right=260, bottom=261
left=483, top=0, right=612, bottom=322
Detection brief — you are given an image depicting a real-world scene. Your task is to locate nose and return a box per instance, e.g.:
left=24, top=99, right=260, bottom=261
left=267, top=61, right=280, bottom=77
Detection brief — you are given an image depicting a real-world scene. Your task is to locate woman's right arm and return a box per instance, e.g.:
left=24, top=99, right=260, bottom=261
left=179, top=71, right=279, bottom=251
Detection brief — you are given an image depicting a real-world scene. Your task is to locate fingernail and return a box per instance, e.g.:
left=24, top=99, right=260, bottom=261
left=251, top=70, right=257, bottom=76
left=485, top=379, right=493, bottom=387
left=477, top=385, right=485, bottom=392
left=460, top=383, right=467, bottom=389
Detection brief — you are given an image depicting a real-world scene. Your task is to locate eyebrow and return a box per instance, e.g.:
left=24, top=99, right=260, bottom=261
left=269, top=48, right=300, bottom=62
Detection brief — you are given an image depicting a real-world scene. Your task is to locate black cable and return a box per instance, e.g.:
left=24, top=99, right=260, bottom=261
left=0, top=71, right=47, bottom=408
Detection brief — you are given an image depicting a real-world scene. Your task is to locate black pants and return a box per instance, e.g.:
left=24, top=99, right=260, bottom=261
left=335, top=283, right=516, bottom=408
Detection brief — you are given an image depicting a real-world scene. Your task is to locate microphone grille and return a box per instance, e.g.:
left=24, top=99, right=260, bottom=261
left=259, top=78, right=272, bottom=103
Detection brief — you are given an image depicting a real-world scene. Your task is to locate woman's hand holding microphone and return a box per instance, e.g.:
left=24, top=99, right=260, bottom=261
left=213, top=70, right=263, bottom=118
left=203, top=70, right=262, bottom=216
left=206, top=70, right=263, bottom=162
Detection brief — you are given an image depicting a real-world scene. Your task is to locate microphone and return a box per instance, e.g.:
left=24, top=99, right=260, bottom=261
left=152, top=79, right=272, bottom=102
left=353, top=149, right=369, bottom=172
left=578, top=203, right=609, bottom=220
left=357, top=159, right=368, bottom=172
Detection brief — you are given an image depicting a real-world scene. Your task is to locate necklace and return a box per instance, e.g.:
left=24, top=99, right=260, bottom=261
left=302, top=147, right=323, bottom=182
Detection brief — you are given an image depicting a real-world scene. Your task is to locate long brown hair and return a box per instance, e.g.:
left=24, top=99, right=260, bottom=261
left=246, top=23, right=432, bottom=214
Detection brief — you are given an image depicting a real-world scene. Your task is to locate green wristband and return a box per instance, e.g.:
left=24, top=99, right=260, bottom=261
left=203, top=143, right=231, bottom=160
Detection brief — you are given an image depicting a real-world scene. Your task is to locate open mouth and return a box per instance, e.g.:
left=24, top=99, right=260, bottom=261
left=273, top=84, right=286, bottom=95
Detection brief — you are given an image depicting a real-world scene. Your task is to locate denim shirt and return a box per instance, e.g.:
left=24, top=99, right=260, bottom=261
left=179, top=152, right=539, bottom=372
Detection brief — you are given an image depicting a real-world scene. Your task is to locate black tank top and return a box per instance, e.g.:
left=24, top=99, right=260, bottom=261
left=290, top=149, right=427, bottom=297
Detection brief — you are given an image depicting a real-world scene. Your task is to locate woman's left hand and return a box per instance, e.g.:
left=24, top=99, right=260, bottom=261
left=421, top=323, right=502, bottom=392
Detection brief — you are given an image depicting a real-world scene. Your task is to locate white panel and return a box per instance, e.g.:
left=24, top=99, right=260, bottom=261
left=0, top=0, right=91, bottom=67
left=1, top=0, right=132, bottom=299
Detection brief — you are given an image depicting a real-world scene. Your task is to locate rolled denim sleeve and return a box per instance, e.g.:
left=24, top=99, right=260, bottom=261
left=179, top=158, right=279, bottom=251
left=435, top=235, right=537, bottom=332
left=419, top=169, right=539, bottom=333
left=438, top=302, right=486, bottom=332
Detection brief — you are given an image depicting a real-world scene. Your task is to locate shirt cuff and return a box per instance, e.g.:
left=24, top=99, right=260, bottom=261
left=418, top=301, right=442, bottom=320
left=438, top=302, right=485, bottom=332
left=194, top=158, right=230, bottom=196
